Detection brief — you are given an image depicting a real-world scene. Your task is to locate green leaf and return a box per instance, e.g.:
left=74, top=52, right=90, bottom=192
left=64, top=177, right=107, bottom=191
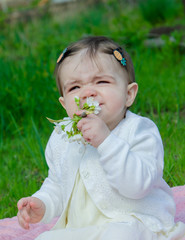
left=61, top=125, right=66, bottom=131
left=75, top=96, right=80, bottom=109
left=82, top=103, right=89, bottom=110
left=46, top=117, right=65, bottom=123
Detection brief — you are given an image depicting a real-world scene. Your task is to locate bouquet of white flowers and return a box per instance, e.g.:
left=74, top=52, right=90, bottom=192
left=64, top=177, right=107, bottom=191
left=47, top=96, right=101, bottom=144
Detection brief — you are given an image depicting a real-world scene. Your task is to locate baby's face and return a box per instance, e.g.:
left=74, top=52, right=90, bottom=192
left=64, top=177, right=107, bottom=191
left=58, top=51, right=136, bottom=130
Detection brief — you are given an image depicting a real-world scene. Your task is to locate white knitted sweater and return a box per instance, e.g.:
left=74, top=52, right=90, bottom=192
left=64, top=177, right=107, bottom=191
left=33, top=111, right=176, bottom=233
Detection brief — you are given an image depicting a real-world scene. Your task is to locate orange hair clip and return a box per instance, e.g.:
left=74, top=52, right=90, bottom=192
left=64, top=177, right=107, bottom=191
left=113, top=48, right=126, bottom=66
left=57, top=48, right=68, bottom=64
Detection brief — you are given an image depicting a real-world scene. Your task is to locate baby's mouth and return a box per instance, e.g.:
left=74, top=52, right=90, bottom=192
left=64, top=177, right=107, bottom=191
left=98, top=103, right=103, bottom=108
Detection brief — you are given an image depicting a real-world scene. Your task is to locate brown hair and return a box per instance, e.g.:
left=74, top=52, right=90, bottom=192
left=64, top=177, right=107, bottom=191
left=55, top=36, right=135, bottom=96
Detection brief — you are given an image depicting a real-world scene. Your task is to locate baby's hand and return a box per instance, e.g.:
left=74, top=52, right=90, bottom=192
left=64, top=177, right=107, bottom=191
left=17, top=197, right=45, bottom=229
left=77, top=113, right=110, bottom=148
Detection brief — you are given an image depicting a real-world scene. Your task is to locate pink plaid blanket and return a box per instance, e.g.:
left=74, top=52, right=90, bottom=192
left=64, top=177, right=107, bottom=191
left=0, top=186, right=185, bottom=240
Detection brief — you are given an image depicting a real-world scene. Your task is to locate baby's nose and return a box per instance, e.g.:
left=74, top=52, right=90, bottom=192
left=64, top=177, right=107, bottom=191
left=80, top=87, right=97, bottom=99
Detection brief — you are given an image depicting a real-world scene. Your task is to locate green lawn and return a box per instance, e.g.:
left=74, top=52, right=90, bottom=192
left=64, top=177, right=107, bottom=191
left=0, top=1, right=185, bottom=219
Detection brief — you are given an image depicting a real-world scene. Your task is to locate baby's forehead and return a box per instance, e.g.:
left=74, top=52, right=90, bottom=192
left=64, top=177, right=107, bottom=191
left=85, top=50, right=128, bottom=77
left=59, top=50, right=129, bottom=85
left=63, top=49, right=123, bottom=73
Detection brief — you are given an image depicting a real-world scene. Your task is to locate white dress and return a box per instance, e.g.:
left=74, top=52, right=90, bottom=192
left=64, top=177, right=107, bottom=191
left=35, top=171, right=185, bottom=240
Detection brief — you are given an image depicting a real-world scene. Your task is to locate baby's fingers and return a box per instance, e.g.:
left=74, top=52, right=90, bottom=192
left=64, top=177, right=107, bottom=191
left=17, top=202, right=31, bottom=229
left=17, top=197, right=29, bottom=210
left=17, top=209, right=30, bottom=229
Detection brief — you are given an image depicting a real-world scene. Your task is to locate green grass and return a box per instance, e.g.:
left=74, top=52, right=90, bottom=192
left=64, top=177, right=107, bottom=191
left=139, top=0, right=182, bottom=24
left=0, top=1, right=185, bottom=219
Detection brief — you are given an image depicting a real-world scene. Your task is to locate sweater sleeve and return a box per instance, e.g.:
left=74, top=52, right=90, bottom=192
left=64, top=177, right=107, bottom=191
left=32, top=130, right=64, bottom=223
left=97, top=116, right=164, bottom=200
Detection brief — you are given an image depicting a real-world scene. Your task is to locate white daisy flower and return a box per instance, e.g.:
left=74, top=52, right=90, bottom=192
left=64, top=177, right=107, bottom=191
left=69, top=134, right=87, bottom=144
left=75, top=96, right=80, bottom=101
left=48, top=96, right=101, bottom=145
left=86, top=97, right=101, bottom=114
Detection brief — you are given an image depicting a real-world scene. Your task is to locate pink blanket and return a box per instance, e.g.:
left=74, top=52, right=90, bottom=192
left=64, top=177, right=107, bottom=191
left=0, top=186, right=185, bottom=240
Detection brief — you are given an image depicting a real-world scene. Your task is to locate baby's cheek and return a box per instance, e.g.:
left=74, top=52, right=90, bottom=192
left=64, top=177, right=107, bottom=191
left=110, top=101, right=123, bottom=113
left=108, top=100, right=127, bottom=120
left=66, top=109, right=74, bottom=118
left=66, top=104, right=78, bottom=118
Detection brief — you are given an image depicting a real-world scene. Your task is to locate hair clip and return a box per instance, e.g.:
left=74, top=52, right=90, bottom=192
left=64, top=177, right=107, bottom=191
left=57, top=47, right=68, bottom=64
left=113, top=48, right=126, bottom=67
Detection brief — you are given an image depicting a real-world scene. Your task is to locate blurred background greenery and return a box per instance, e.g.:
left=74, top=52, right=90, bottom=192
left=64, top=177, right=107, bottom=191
left=0, top=0, right=185, bottom=218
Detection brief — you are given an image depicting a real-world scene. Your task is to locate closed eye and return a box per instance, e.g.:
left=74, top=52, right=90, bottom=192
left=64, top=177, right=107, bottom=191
left=97, top=81, right=110, bottom=84
left=68, top=86, right=80, bottom=92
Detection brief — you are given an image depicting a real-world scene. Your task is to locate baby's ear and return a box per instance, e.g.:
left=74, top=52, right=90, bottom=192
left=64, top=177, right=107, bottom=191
left=126, top=83, right=138, bottom=108
left=59, top=96, right=66, bottom=109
